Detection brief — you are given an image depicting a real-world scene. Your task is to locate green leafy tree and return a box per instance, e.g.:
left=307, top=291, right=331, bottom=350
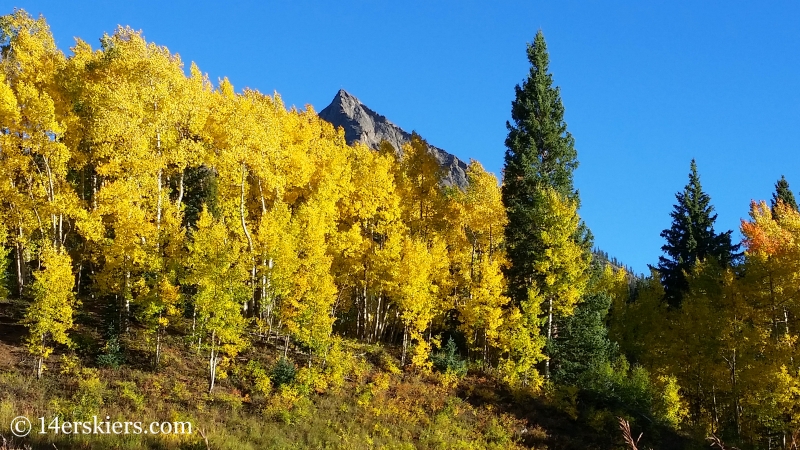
left=655, top=160, right=739, bottom=307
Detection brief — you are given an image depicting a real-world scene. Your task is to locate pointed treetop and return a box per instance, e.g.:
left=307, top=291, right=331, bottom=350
left=502, top=29, right=591, bottom=310
left=656, top=159, right=739, bottom=308
left=504, top=29, right=578, bottom=204
left=771, top=175, right=798, bottom=213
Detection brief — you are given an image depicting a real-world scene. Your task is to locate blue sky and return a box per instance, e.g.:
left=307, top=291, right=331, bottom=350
left=9, top=1, right=800, bottom=273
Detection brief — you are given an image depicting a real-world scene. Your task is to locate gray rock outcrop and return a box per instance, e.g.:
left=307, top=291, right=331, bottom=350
left=318, top=89, right=469, bottom=189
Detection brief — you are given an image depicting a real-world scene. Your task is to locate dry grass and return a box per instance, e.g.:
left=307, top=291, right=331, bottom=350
left=618, top=417, right=650, bottom=450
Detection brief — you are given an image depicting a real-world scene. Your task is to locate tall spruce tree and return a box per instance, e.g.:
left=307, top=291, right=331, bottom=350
left=656, top=160, right=738, bottom=308
left=771, top=175, right=798, bottom=213
left=502, top=30, right=590, bottom=306
left=550, top=291, right=615, bottom=385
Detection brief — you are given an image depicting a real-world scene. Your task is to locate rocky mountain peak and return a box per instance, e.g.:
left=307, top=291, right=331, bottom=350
left=318, top=90, right=468, bottom=189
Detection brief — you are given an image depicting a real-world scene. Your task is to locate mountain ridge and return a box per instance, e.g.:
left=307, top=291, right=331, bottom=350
left=318, top=89, right=469, bottom=189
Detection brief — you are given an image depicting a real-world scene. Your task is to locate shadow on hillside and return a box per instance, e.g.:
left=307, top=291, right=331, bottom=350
left=457, top=377, right=696, bottom=450
left=0, top=301, right=26, bottom=346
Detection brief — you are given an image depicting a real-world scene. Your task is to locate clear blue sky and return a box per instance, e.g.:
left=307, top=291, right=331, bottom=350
left=9, top=1, right=800, bottom=273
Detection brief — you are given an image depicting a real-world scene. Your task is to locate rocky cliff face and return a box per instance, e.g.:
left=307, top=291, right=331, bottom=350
left=318, top=89, right=469, bottom=189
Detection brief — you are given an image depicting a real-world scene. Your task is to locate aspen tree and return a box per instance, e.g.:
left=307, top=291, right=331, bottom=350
left=395, top=236, right=448, bottom=369
left=534, top=188, right=590, bottom=377
left=23, top=245, right=76, bottom=378
left=454, top=161, right=509, bottom=362
left=0, top=10, right=79, bottom=296
left=187, top=208, right=247, bottom=392
left=330, top=143, right=403, bottom=342
left=398, top=132, right=445, bottom=241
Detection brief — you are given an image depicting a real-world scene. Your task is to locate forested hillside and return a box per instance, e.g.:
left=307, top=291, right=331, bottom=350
left=0, top=8, right=797, bottom=450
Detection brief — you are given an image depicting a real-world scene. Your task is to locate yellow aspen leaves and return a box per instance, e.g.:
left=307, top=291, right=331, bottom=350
left=23, top=245, right=76, bottom=378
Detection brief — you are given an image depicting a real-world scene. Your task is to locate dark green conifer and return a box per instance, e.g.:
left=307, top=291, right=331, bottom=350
left=771, top=175, right=798, bottom=213
left=655, top=160, right=739, bottom=308
left=501, top=30, right=591, bottom=305
left=551, top=291, right=616, bottom=385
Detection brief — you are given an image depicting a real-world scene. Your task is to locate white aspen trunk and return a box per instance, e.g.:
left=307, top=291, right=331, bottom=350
left=401, top=326, right=408, bottom=367
left=208, top=331, right=216, bottom=393
left=125, top=257, right=131, bottom=333
left=784, top=306, right=790, bottom=335
left=545, top=297, right=553, bottom=379
left=15, top=230, right=23, bottom=297
left=176, top=170, right=185, bottom=211
left=156, top=168, right=163, bottom=228
left=155, top=312, right=162, bottom=369
left=58, top=213, right=63, bottom=248
left=355, top=292, right=361, bottom=340
left=239, top=163, right=255, bottom=313
left=42, top=156, right=57, bottom=248
left=488, top=225, right=493, bottom=257
left=362, top=278, right=368, bottom=341
left=91, top=173, right=98, bottom=211
left=37, top=335, right=45, bottom=379
left=483, top=331, right=489, bottom=370
left=379, top=304, right=390, bottom=341
left=372, top=293, right=382, bottom=344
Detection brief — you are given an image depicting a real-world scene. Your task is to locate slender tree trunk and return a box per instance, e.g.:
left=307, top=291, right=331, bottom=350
left=92, top=173, right=98, bottom=211
left=15, top=231, right=24, bottom=297
left=58, top=213, right=63, bottom=248
left=353, top=292, right=361, bottom=339
left=36, top=335, right=45, bottom=379
left=208, top=331, right=217, bottom=393
left=545, top=297, right=553, bottom=378
left=732, top=348, right=740, bottom=439
left=401, top=326, right=409, bottom=367
left=42, top=156, right=57, bottom=249
left=362, top=272, right=369, bottom=341
left=239, top=163, right=255, bottom=314
left=156, top=168, right=163, bottom=227
left=176, top=169, right=185, bottom=211
left=124, top=257, right=131, bottom=334
left=378, top=302, right=390, bottom=342
left=155, top=313, right=162, bottom=370
left=784, top=306, right=790, bottom=335
left=373, top=293, right=382, bottom=344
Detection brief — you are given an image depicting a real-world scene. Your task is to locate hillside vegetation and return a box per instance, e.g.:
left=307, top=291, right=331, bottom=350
left=1, top=8, right=799, bottom=450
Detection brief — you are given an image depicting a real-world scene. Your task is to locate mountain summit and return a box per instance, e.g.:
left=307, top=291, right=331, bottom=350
left=318, top=89, right=468, bottom=189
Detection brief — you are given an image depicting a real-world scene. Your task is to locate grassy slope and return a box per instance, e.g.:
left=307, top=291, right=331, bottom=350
left=0, top=299, right=697, bottom=450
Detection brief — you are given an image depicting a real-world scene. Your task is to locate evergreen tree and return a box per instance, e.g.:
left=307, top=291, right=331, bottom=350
left=656, top=160, right=739, bottom=308
left=502, top=30, right=591, bottom=307
left=771, top=175, right=798, bottom=213
left=550, top=291, right=615, bottom=385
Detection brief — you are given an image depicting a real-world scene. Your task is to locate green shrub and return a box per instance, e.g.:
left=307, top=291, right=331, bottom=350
left=71, top=369, right=106, bottom=420
left=96, top=335, right=124, bottom=369
left=270, top=357, right=296, bottom=388
left=431, top=337, right=467, bottom=377
left=245, top=360, right=272, bottom=397
left=116, top=381, right=145, bottom=411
